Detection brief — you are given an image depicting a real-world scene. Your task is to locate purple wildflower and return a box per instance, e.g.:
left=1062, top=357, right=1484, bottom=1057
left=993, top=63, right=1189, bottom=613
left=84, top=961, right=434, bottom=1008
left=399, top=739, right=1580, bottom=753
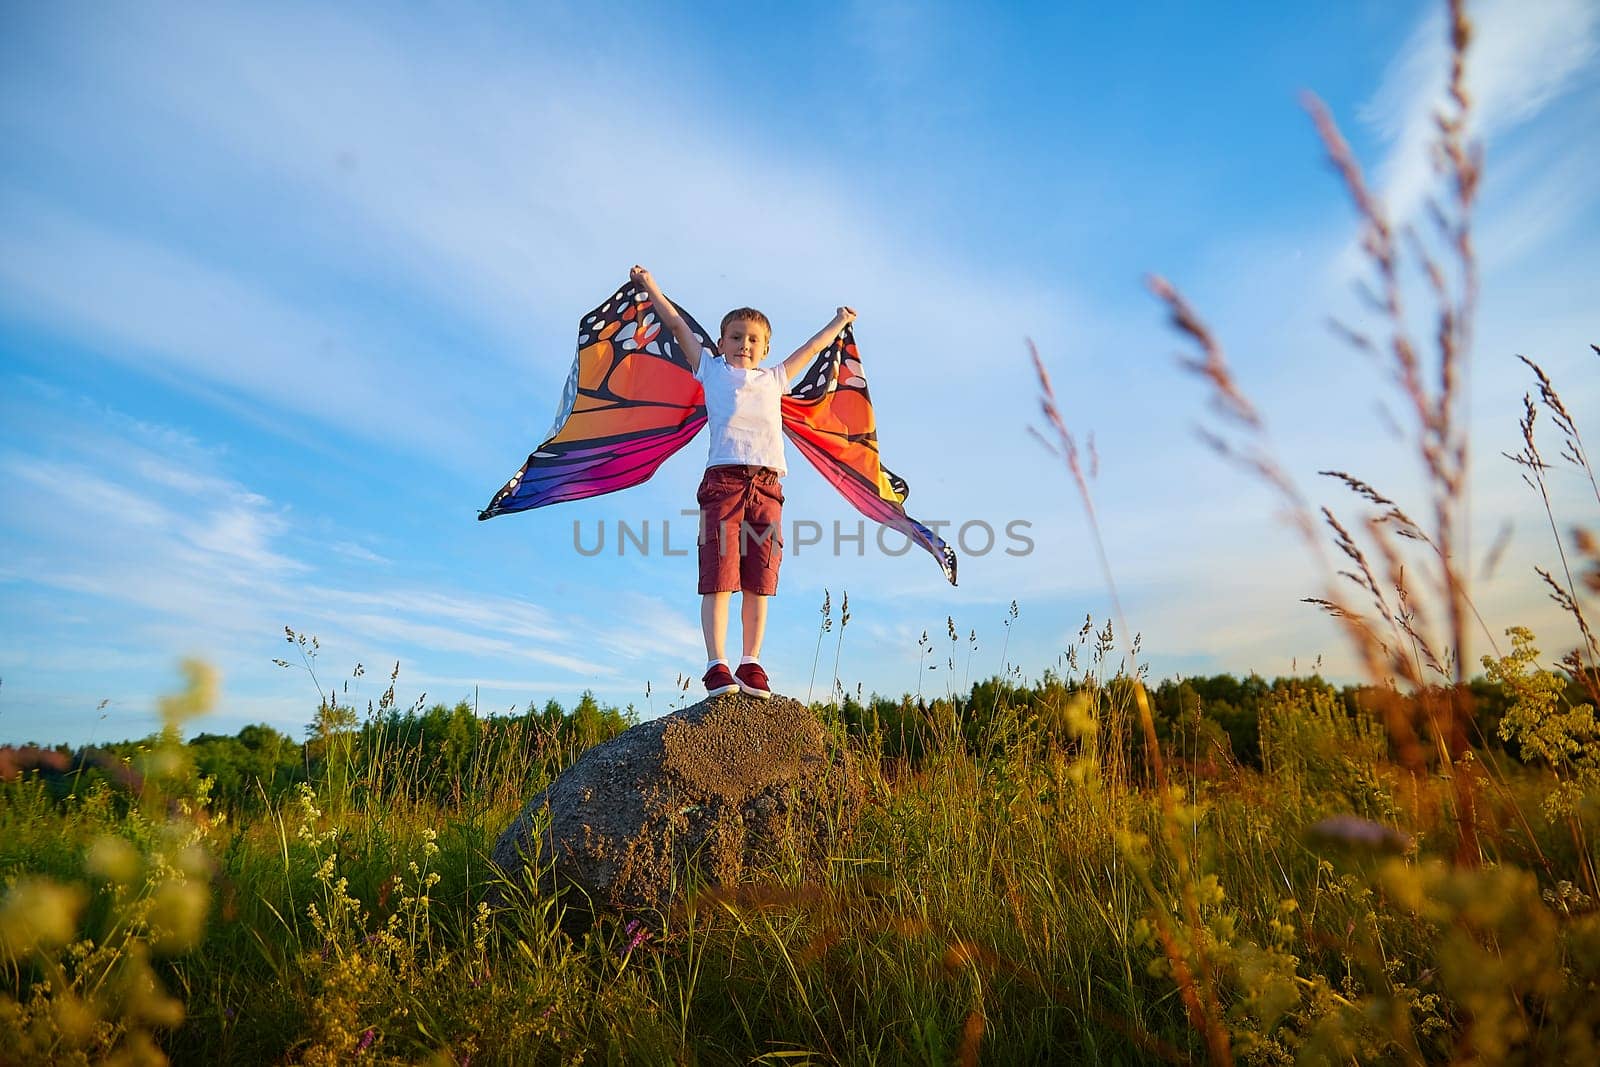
left=1308, top=814, right=1412, bottom=853
left=356, top=1028, right=375, bottom=1053
left=622, top=918, right=650, bottom=954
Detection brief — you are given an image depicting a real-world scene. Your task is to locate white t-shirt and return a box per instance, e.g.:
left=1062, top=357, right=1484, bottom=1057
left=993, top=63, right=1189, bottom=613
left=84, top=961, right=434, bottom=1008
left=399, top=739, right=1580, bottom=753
left=694, top=353, right=788, bottom=476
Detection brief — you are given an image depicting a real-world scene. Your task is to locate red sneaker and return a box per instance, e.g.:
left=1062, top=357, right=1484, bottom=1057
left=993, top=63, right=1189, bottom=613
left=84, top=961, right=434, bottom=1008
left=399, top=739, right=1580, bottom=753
left=703, top=663, right=738, bottom=697
left=735, top=661, right=772, bottom=699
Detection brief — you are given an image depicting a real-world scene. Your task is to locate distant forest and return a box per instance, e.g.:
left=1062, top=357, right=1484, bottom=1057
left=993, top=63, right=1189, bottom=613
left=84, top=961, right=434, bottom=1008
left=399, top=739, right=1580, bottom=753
left=0, top=671, right=1566, bottom=814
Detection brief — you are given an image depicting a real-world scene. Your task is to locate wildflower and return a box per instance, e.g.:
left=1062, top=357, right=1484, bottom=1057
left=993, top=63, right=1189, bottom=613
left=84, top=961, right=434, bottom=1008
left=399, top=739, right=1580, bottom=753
left=356, top=1027, right=376, bottom=1053
left=1195, top=872, right=1226, bottom=909
left=0, top=878, right=87, bottom=957
left=149, top=878, right=209, bottom=953
left=85, top=835, right=141, bottom=884
left=621, top=918, right=650, bottom=954
left=1307, top=814, right=1412, bottom=854
left=157, top=659, right=217, bottom=733
left=1061, top=692, right=1096, bottom=738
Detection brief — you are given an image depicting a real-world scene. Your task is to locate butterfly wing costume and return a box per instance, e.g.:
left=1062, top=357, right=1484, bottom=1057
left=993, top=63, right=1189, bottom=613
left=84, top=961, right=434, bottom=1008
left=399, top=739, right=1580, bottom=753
left=479, top=281, right=957, bottom=585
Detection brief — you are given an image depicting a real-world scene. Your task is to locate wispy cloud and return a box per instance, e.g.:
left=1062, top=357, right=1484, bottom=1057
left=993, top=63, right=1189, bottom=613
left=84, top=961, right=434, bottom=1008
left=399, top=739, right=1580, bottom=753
left=186, top=506, right=304, bottom=574
left=2, top=437, right=613, bottom=675
left=1362, top=0, right=1599, bottom=228
left=0, top=197, right=474, bottom=464
left=4, top=456, right=173, bottom=533
left=329, top=541, right=392, bottom=566
left=591, top=593, right=705, bottom=664
left=332, top=614, right=606, bottom=675
left=303, top=588, right=566, bottom=647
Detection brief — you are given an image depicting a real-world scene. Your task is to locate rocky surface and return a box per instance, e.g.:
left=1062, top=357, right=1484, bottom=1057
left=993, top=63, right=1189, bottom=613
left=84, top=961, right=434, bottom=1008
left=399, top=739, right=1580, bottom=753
left=492, top=692, right=864, bottom=920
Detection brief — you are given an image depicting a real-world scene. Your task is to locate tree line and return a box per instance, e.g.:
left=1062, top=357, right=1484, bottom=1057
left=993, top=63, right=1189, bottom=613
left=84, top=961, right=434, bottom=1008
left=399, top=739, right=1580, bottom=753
left=0, top=669, right=1577, bottom=813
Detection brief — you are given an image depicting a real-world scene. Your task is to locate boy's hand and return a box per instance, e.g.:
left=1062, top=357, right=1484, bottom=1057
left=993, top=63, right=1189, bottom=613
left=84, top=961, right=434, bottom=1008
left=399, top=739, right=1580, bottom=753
left=833, top=306, right=857, bottom=329
left=627, top=265, right=700, bottom=368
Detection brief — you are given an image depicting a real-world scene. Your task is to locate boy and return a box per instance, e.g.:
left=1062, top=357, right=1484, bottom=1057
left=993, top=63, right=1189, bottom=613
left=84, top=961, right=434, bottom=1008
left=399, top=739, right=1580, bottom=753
left=629, top=265, right=855, bottom=699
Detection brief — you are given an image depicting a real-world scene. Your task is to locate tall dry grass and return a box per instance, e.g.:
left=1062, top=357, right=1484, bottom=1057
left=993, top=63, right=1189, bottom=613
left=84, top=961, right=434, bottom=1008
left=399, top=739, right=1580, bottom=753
left=1023, top=0, right=1599, bottom=1060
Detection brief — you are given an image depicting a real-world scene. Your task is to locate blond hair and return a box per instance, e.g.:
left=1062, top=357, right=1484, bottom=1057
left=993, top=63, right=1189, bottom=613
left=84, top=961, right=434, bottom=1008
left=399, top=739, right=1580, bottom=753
left=719, top=307, right=772, bottom=342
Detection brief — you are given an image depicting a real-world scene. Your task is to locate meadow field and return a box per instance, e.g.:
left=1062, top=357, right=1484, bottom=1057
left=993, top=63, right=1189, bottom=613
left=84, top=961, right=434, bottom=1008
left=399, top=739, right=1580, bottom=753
left=4, top=3, right=1599, bottom=1063
left=2, top=614, right=1598, bottom=1064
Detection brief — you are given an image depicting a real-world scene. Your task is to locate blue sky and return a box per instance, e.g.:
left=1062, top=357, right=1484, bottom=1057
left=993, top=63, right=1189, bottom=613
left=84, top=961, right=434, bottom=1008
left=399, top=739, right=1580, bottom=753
left=2, top=0, right=1597, bottom=745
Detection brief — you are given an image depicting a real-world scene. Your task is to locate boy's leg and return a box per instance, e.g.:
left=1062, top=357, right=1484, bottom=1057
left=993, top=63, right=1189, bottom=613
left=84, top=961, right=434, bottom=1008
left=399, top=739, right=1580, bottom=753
left=697, top=467, right=743, bottom=668
left=734, top=470, right=780, bottom=697
left=735, top=470, right=782, bottom=661
left=739, top=592, right=767, bottom=659
left=702, top=591, right=731, bottom=662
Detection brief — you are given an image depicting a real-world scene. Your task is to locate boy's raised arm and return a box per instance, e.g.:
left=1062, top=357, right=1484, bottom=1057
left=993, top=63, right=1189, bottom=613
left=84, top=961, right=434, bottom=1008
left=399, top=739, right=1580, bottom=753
left=781, top=306, right=856, bottom=384
left=630, top=265, right=706, bottom=373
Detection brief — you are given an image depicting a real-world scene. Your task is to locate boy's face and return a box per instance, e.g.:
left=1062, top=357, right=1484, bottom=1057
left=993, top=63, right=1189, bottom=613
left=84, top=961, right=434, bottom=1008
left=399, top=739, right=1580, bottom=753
left=719, top=318, right=769, bottom=369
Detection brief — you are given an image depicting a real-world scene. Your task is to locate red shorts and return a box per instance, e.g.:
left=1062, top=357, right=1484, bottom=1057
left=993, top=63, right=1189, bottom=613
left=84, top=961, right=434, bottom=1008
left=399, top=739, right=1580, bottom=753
left=697, top=465, right=784, bottom=595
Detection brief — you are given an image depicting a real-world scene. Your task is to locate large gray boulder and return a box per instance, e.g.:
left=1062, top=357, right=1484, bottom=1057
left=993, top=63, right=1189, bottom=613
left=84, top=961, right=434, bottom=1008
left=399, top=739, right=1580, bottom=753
left=492, top=692, right=864, bottom=919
